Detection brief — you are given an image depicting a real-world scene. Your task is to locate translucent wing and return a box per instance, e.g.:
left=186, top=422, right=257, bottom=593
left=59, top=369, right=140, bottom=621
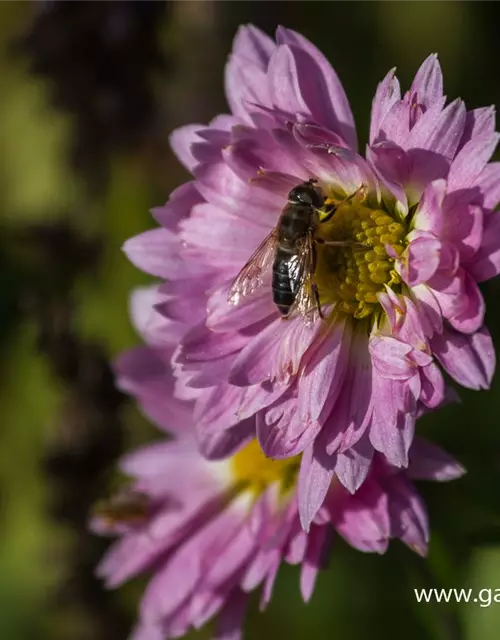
left=228, top=229, right=279, bottom=306
left=291, top=232, right=321, bottom=324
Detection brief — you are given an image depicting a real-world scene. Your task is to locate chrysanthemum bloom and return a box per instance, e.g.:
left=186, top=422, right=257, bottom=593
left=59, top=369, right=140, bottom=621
left=125, top=25, right=498, bottom=528
left=96, top=334, right=464, bottom=640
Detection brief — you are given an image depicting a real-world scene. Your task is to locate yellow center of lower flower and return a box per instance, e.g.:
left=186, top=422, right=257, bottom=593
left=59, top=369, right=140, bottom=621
left=315, top=195, right=406, bottom=319
left=231, top=439, right=300, bottom=496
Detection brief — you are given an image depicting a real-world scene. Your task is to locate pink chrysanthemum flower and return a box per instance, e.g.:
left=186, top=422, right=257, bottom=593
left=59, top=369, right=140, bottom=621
left=124, top=25, right=498, bottom=528
left=94, top=317, right=464, bottom=640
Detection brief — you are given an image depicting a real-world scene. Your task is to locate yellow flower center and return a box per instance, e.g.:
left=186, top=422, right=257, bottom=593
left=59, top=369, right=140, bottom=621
left=231, top=439, right=300, bottom=496
left=315, top=194, right=406, bottom=319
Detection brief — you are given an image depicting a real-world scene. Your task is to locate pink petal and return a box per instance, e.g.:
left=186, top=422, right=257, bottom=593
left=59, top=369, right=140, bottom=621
left=468, top=212, right=500, bottom=282
left=448, top=132, right=500, bottom=191
left=180, top=202, right=269, bottom=270
left=476, top=162, right=500, bottom=211
left=419, top=362, right=445, bottom=408
left=298, top=316, right=351, bottom=423
left=159, top=276, right=214, bottom=326
left=257, top=393, right=321, bottom=459
left=409, top=284, right=443, bottom=336
left=198, top=420, right=255, bottom=460
left=458, top=105, right=496, bottom=150
left=300, top=525, right=331, bottom=602
left=448, top=270, right=485, bottom=334
left=292, top=122, right=348, bottom=149
left=298, top=444, right=335, bottom=532
left=378, top=100, right=412, bottom=149
left=206, top=283, right=276, bottom=333
left=408, top=438, right=466, bottom=481
left=366, top=142, right=409, bottom=211
left=431, top=326, right=494, bottom=389
left=225, top=54, right=271, bottom=121
left=333, top=341, right=374, bottom=454
left=230, top=315, right=320, bottom=386
left=130, top=622, right=165, bottom=640
left=409, top=54, right=443, bottom=109
left=389, top=476, right=429, bottom=556
left=369, top=68, right=401, bottom=144
left=259, top=552, right=281, bottom=610
left=179, top=323, right=250, bottom=363
left=152, top=181, right=203, bottom=230
left=194, top=161, right=283, bottom=225
left=407, top=98, right=466, bottom=160
left=170, top=124, right=204, bottom=172
left=369, top=336, right=414, bottom=380
left=268, top=44, right=309, bottom=116
left=335, top=434, right=374, bottom=493
left=129, top=286, right=181, bottom=346
left=444, top=202, right=484, bottom=263
left=232, top=25, right=275, bottom=68
left=276, top=27, right=357, bottom=149
left=334, top=477, right=390, bottom=550
left=123, top=228, right=179, bottom=278
left=228, top=318, right=285, bottom=386
left=413, top=179, right=446, bottom=234
left=403, top=235, right=442, bottom=286
left=214, top=591, right=248, bottom=640
left=369, top=375, right=417, bottom=467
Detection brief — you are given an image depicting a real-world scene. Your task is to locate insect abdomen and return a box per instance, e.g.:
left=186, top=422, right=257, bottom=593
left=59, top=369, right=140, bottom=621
left=272, top=248, right=298, bottom=316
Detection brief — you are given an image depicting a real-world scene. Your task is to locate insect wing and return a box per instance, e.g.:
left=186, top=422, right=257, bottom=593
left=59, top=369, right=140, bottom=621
left=228, top=229, right=278, bottom=306
left=293, top=233, right=320, bottom=323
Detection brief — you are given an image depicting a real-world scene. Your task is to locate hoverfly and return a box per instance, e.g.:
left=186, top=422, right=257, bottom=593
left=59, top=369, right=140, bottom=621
left=92, top=490, right=149, bottom=528
left=228, top=179, right=361, bottom=321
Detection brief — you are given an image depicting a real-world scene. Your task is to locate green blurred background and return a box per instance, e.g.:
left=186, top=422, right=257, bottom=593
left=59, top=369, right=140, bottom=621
left=1, top=1, right=500, bottom=639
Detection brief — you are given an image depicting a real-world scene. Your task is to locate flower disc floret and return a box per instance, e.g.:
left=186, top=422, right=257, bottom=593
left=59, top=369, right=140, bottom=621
left=315, top=192, right=405, bottom=318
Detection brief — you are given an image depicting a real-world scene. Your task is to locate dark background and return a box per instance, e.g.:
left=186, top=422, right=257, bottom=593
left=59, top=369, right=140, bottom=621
left=1, top=1, right=500, bottom=639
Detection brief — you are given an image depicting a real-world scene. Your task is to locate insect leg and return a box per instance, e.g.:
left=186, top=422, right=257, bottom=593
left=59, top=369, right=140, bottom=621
left=318, top=185, right=366, bottom=225
left=310, top=237, right=325, bottom=320
left=315, top=238, right=366, bottom=248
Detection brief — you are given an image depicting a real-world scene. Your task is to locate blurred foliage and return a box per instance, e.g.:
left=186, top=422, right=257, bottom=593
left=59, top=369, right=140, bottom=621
left=1, top=1, right=500, bottom=639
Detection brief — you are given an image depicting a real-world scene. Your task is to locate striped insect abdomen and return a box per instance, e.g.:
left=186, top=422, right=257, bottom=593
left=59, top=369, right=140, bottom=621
left=272, top=204, right=313, bottom=316
left=272, top=247, right=299, bottom=316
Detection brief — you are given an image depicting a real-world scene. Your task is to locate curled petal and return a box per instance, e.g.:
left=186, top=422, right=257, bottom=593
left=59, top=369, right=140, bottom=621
left=389, top=476, right=429, bottom=556
left=402, top=235, right=442, bottom=286
left=334, top=477, right=390, bottom=552
left=335, top=434, right=374, bottom=494
left=170, top=125, right=204, bottom=173
left=431, top=326, right=494, bottom=390
left=408, top=439, right=466, bottom=481
left=413, top=179, right=446, bottom=235
left=369, top=336, right=414, bottom=380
